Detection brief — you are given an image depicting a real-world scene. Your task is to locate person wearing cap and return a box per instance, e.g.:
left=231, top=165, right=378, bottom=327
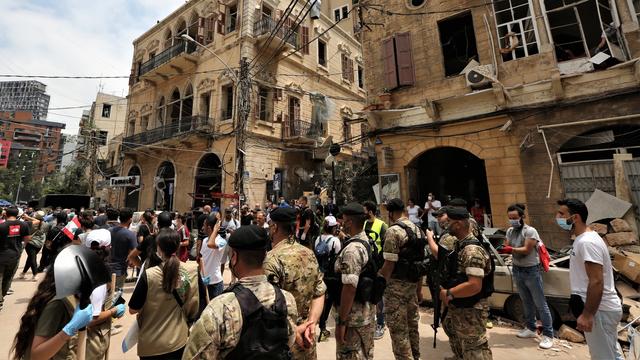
left=378, top=198, right=424, bottom=359
left=183, top=225, right=301, bottom=359
left=362, top=201, right=388, bottom=340
left=263, top=206, right=326, bottom=359
left=19, top=210, right=49, bottom=281
left=334, top=202, right=376, bottom=359
left=316, top=215, right=342, bottom=342
left=448, top=198, right=482, bottom=238
left=439, top=207, right=493, bottom=360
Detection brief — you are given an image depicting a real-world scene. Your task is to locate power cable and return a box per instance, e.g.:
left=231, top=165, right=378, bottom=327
left=248, top=0, right=300, bottom=68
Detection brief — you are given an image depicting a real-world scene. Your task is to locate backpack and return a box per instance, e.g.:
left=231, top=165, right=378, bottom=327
left=223, top=283, right=292, bottom=360
left=447, top=235, right=495, bottom=308
left=538, top=242, right=551, bottom=272
left=314, top=235, right=336, bottom=273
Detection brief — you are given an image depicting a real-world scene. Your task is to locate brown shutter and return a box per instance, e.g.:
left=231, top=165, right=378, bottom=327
left=382, top=37, right=398, bottom=90
left=301, top=27, right=309, bottom=54
left=197, top=17, right=205, bottom=44
left=341, top=54, right=348, bottom=80
left=348, top=58, right=354, bottom=82
left=217, top=13, right=226, bottom=34
left=395, top=32, right=415, bottom=86
left=205, top=16, right=215, bottom=44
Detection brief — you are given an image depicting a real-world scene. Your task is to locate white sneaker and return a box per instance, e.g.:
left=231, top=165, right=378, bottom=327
left=517, top=328, right=538, bottom=338
left=17, top=272, right=25, bottom=280
left=539, top=336, right=553, bottom=349
left=30, top=274, right=38, bottom=282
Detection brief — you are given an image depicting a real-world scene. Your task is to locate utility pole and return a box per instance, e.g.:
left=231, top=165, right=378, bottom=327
left=88, top=129, right=97, bottom=199
left=235, top=57, right=251, bottom=206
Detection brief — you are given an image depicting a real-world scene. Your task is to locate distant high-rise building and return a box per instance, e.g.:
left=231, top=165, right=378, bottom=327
left=0, top=80, right=51, bottom=119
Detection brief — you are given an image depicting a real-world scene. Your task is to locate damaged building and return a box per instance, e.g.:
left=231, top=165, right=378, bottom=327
left=361, top=0, right=640, bottom=248
left=118, top=0, right=366, bottom=211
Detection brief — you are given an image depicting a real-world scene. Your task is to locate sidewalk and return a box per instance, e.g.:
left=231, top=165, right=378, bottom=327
left=0, top=254, right=590, bottom=359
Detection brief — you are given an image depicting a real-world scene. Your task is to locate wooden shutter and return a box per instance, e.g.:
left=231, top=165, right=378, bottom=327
left=395, top=32, right=415, bottom=86
left=348, top=58, right=354, bottom=82
left=217, top=12, right=226, bottom=34
left=382, top=37, right=398, bottom=89
left=197, top=17, right=205, bottom=44
left=341, top=54, right=348, bottom=80
left=301, top=27, right=309, bottom=54
left=205, top=16, right=215, bottom=44
left=275, top=88, right=283, bottom=101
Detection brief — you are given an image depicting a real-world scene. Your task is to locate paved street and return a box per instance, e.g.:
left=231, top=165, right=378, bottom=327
left=0, top=255, right=590, bottom=359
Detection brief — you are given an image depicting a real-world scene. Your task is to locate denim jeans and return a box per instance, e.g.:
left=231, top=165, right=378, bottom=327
left=376, top=299, right=385, bottom=326
left=22, top=243, right=41, bottom=276
left=513, top=265, right=554, bottom=337
left=207, top=281, right=224, bottom=300
left=583, top=309, right=624, bottom=360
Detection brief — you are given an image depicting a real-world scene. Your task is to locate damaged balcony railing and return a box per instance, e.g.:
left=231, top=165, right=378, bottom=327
left=122, top=115, right=213, bottom=149
left=253, top=17, right=298, bottom=48
left=283, top=118, right=312, bottom=138
left=139, top=40, right=197, bottom=76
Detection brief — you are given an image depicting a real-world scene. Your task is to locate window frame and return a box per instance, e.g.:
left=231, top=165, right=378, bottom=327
left=492, top=0, right=541, bottom=61
left=333, top=5, right=349, bottom=22
left=221, top=84, right=234, bottom=121
left=357, top=65, right=364, bottom=89
left=227, top=3, right=238, bottom=33
left=318, top=39, right=327, bottom=67
left=631, top=0, right=640, bottom=24
left=101, top=104, right=112, bottom=118
left=258, top=86, right=272, bottom=122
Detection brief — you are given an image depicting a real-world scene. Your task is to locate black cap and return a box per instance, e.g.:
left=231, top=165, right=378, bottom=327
left=341, top=202, right=365, bottom=216
left=385, top=198, right=405, bottom=212
left=157, top=211, right=172, bottom=228
left=227, top=225, right=269, bottom=250
left=434, top=206, right=449, bottom=216
left=269, top=207, right=297, bottom=223
left=445, top=207, right=470, bottom=220
left=448, top=198, right=468, bottom=207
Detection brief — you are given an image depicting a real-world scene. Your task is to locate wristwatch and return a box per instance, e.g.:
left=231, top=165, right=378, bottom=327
left=446, top=289, right=455, bottom=301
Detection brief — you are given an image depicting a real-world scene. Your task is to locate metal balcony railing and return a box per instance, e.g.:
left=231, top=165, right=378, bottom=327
left=139, top=40, right=197, bottom=76
left=253, top=17, right=298, bottom=48
left=284, top=119, right=312, bottom=138
left=122, top=115, right=213, bottom=149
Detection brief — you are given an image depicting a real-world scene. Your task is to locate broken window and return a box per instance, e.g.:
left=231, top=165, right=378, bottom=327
left=334, top=5, right=349, bottom=22
left=221, top=85, right=234, bottom=120
left=382, top=32, right=415, bottom=89
left=343, top=119, right=352, bottom=141
left=341, top=54, right=354, bottom=82
left=258, top=86, right=272, bottom=121
left=227, top=4, right=238, bottom=33
left=493, top=0, right=539, bottom=61
left=545, top=0, right=625, bottom=64
left=438, top=12, right=479, bottom=76
left=318, top=40, right=327, bottom=67
left=102, top=104, right=111, bottom=118
left=357, top=65, right=364, bottom=89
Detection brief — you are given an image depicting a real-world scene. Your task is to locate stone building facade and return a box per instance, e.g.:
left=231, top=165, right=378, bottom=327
left=119, top=0, right=365, bottom=212
left=361, top=0, right=640, bottom=248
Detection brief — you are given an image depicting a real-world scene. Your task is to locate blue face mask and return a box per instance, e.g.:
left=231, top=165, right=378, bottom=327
left=556, top=217, right=573, bottom=231
left=509, top=219, right=522, bottom=228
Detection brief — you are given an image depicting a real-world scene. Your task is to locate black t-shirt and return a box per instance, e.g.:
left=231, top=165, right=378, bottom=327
left=0, top=220, right=30, bottom=264
left=136, top=225, right=162, bottom=269
left=108, top=226, right=137, bottom=276
left=299, top=207, right=314, bottom=229
left=240, top=214, right=254, bottom=226
left=94, top=214, right=108, bottom=227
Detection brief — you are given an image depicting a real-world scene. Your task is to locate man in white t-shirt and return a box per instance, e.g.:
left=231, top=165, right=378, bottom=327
left=201, top=213, right=227, bottom=299
left=423, top=192, right=442, bottom=235
left=556, top=198, right=623, bottom=360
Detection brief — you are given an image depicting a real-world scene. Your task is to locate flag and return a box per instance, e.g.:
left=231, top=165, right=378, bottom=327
left=62, top=216, right=81, bottom=240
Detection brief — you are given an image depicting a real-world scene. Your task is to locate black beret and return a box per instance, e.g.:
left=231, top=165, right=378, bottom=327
left=434, top=206, right=450, bottom=216
left=445, top=207, right=470, bottom=220
left=269, top=207, right=297, bottom=223
left=227, top=225, right=269, bottom=250
left=448, top=198, right=468, bottom=207
left=385, top=198, right=405, bottom=212
left=341, top=202, right=365, bottom=216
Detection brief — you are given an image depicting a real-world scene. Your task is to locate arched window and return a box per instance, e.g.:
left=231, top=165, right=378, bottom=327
left=169, top=89, right=181, bottom=129
left=181, top=84, right=194, bottom=131
left=155, top=161, right=176, bottom=211
left=156, top=97, right=166, bottom=128
left=163, top=29, right=173, bottom=50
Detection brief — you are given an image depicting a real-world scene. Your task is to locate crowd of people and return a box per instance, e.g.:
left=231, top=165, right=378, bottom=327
left=0, top=193, right=623, bottom=359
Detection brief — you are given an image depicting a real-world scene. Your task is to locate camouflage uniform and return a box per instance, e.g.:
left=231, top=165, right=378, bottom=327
left=382, top=217, right=421, bottom=360
left=264, top=236, right=327, bottom=360
left=335, top=231, right=375, bottom=360
left=443, top=233, right=493, bottom=360
left=182, top=275, right=298, bottom=359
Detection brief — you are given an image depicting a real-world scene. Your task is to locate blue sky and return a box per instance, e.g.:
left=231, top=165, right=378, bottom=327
left=0, top=0, right=184, bottom=134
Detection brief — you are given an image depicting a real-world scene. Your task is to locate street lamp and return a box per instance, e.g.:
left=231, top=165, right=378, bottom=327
left=180, top=34, right=238, bottom=81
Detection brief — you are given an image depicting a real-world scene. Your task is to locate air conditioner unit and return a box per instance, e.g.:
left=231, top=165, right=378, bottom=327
left=465, top=64, right=494, bottom=89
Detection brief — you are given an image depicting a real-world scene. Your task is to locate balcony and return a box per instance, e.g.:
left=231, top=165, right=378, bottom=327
left=13, top=130, right=42, bottom=143
left=253, top=17, right=298, bottom=52
left=138, top=40, right=198, bottom=82
left=122, top=115, right=213, bottom=150
left=282, top=118, right=317, bottom=146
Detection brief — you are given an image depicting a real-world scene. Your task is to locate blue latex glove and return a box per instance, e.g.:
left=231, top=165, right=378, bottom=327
left=114, top=304, right=126, bottom=318
left=62, top=304, right=94, bottom=336
left=202, top=275, right=211, bottom=286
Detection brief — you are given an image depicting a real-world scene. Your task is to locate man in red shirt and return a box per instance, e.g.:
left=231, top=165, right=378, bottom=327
left=0, top=207, right=31, bottom=311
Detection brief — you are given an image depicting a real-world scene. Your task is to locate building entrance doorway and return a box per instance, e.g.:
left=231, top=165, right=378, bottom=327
left=193, top=153, right=222, bottom=208
left=407, top=146, right=492, bottom=220
left=155, top=161, right=175, bottom=210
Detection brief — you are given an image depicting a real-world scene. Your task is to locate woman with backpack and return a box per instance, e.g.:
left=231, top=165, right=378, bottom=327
left=128, top=228, right=201, bottom=359
left=314, top=216, right=342, bottom=342
left=498, top=203, right=554, bottom=349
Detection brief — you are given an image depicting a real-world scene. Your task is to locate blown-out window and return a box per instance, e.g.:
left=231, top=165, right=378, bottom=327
left=493, top=0, right=540, bottom=61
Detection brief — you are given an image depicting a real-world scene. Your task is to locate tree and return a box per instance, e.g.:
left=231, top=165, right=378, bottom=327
left=43, top=162, right=89, bottom=195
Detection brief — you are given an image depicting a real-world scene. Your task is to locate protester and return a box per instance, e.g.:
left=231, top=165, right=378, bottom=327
left=423, top=192, right=442, bottom=235
left=176, top=214, right=190, bottom=262
left=39, top=212, right=68, bottom=272
left=255, top=210, right=268, bottom=229
left=316, top=215, right=342, bottom=342
left=129, top=228, right=201, bottom=359
left=108, top=208, right=137, bottom=290
left=471, top=199, right=486, bottom=225
left=264, top=206, right=326, bottom=358
left=296, top=196, right=317, bottom=247
left=499, top=203, right=554, bottom=349
left=406, top=199, right=422, bottom=227
left=201, top=212, right=226, bottom=299
left=557, top=198, right=624, bottom=360
left=128, top=211, right=170, bottom=271
left=240, top=205, right=254, bottom=226
left=19, top=210, right=48, bottom=281
left=0, top=207, right=31, bottom=310
left=183, top=225, right=300, bottom=359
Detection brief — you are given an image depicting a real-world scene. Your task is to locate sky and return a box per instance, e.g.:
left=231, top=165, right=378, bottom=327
left=0, top=0, right=186, bottom=135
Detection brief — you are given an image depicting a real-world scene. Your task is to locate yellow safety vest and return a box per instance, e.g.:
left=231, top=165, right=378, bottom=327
left=364, top=218, right=384, bottom=251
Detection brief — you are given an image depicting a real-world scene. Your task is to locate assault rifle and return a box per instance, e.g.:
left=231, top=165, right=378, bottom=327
left=428, top=242, right=453, bottom=348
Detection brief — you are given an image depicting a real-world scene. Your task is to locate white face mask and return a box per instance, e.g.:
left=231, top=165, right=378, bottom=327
left=428, top=196, right=433, bottom=201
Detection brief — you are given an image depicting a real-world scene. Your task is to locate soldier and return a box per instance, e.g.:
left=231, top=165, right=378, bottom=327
left=182, top=225, right=300, bottom=359
left=334, top=203, right=376, bottom=360
left=264, top=207, right=326, bottom=360
left=439, top=207, right=493, bottom=360
left=363, top=201, right=388, bottom=339
left=378, top=198, right=423, bottom=360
